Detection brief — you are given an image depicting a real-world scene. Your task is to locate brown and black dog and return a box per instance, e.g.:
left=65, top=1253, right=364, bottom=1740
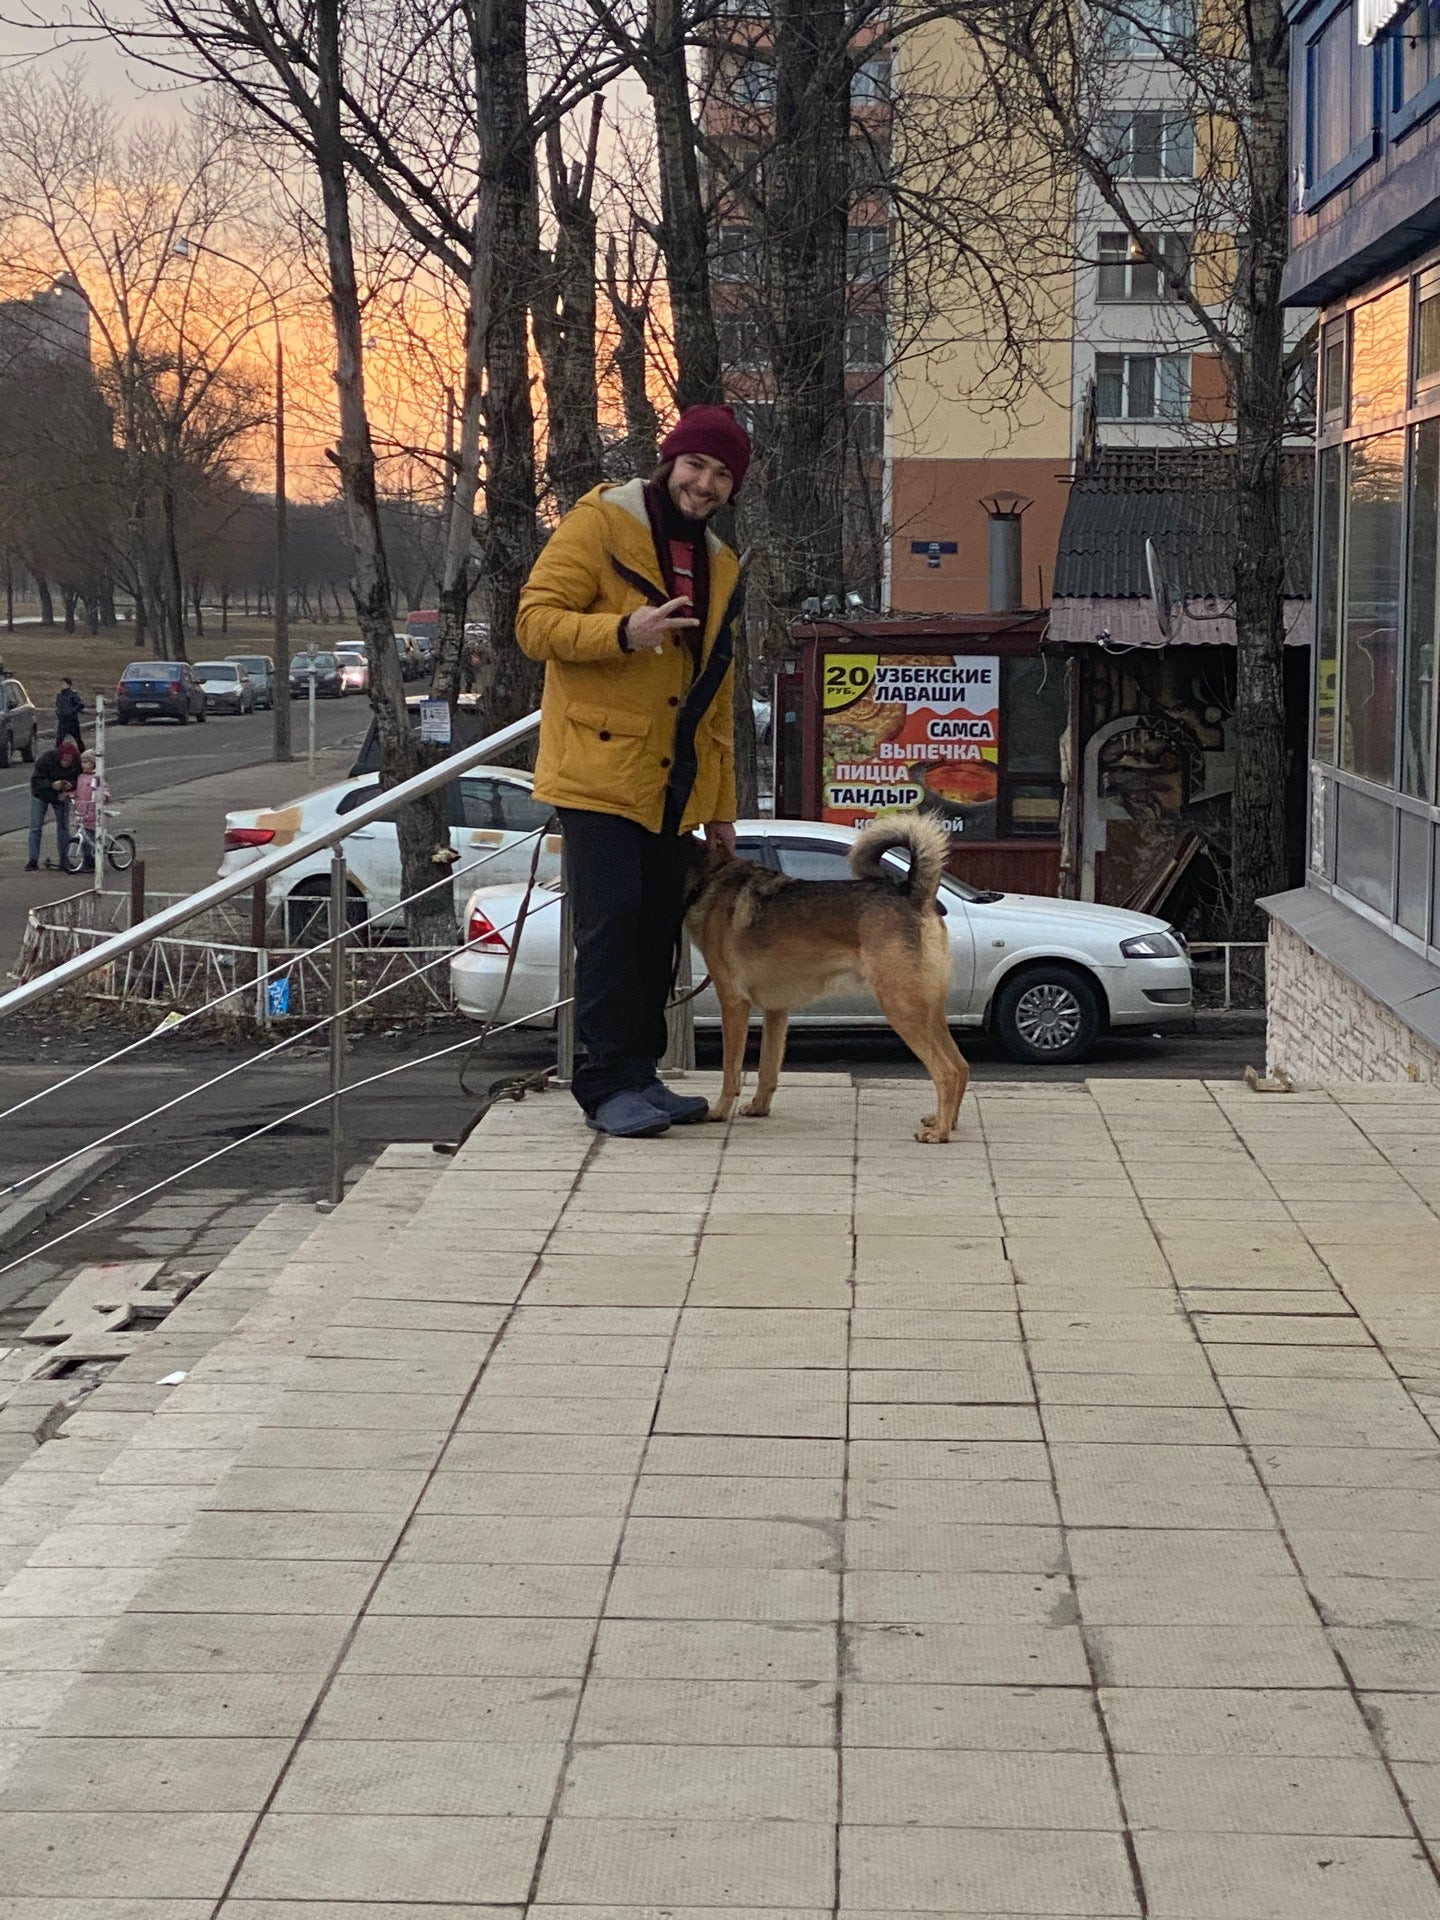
left=685, top=816, right=969, bottom=1143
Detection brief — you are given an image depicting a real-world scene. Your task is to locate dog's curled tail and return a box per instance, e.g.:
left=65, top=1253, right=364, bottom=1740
left=848, top=813, right=950, bottom=903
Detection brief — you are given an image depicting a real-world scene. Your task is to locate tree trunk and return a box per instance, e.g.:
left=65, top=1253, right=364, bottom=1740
left=33, top=572, right=53, bottom=627
left=161, top=484, right=188, bottom=659
left=534, top=106, right=606, bottom=512
left=471, top=0, right=542, bottom=737
left=604, top=237, right=661, bottom=475
left=314, top=0, right=454, bottom=946
left=1228, top=0, right=1291, bottom=939
left=62, top=587, right=77, bottom=635
left=191, top=580, right=205, bottom=638
left=645, top=0, right=724, bottom=412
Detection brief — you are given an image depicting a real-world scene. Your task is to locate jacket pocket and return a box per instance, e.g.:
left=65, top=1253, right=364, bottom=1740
left=559, top=702, right=654, bottom=809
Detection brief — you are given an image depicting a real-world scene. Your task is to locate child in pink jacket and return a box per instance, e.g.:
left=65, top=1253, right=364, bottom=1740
left=75, top=751, right=110, bottom=871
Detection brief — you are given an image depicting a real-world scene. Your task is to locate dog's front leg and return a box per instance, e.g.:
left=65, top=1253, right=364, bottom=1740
left=741, top=1009, right=788, bottom=1117
left=708, top=992, right=751, bottom=1121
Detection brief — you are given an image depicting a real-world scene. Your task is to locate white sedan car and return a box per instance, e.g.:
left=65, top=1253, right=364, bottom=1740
left=221, top=768, right=561, bottom=945
left=451, top=817, right=1194, bottom=1065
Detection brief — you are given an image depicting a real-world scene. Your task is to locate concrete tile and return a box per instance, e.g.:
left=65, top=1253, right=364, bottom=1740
left=1133, top=1830, right=1440, bottom=1919
left=0, top=1810, right=252, bottom=1898
left=1085, top=1626, right=1345, bottom=1690
left=205, top=1468, right=428, bottom=1513
left=417, top=1472, right=635, bottom=1517
left=341, top=1614, right=593, bottom=1677
left=88, top=1612, right=352, bottom=1675
left=1103, top=1687, right=1374, bottom=1757
left=442, top=1432, right=648, bottom=1475
left=46, top=1671, right=320, bottom=1738
left=629, top=1475, right=842, bottom=1520
left=843, top=1682, right=1103, bottom=1751
left=844, top=1746, right=1121, bottom=1827
left=574, top=1677, right=834, bottom=1746
left=369, top=1562, right=610, bottom=1617
left=397, top=1515, right=625, bottom=1564
left=847, top=1439, right=1049, bottom=1480
left=1334, top=1627, right=1440, bottom=1689
left=175, top=1512, right=401, bottom=1562
left=458, top=1397, right=656, bottom=1435
left=593, top=1619, right=836, bottom=1682
left=846, top=1571, right=1072, bottom=1624
left=619, top=1517, right=839, bottom=1570
left=605, top=1565, right=838, bottom=1621
left=839, top=1824, right=1137, bottom=1914
left=272, top=1738, right=565, bottom=1814
left=1363, top=1692, right=1440, bottom=1761
left=233, top=1812, right=543, bottom=1901
left=845, top=1621, right=1090, bottom=1685
left=1115, top=1752, right=1409, bottom=1835
left=1067, top=1529, right=1297, bottom=1581
left=309, top=1675, right=580, bottom=1742
left=848, top=1405, right=1045, bottom=1441
left=131, top=1558, right=378, bottom=1615
left=537, top=1816, right=835, bottom=1905
left=0, top=1735, right=288, bottom=1811
left=1076, top=1576, right=1317, bottom=1627
left=845, top=1522, right=1065, bottom=1573
left=559, top=1742, right=836, bottom=1819
left=642, top=1436, right=844, bottom=1478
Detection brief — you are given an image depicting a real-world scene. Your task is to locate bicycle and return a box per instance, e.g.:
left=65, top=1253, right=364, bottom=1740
left=62, top=814, right=137, bottom=875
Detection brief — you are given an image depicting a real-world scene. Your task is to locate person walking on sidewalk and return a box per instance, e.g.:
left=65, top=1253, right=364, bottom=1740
left=517, top=405, right=751, bottom=1139
left=26, top=737, right=80, bottom=870
left=54, top=677, right=84, bottom=749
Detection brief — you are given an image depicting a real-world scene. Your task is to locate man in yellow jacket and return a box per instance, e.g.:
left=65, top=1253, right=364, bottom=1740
left=517, top=406, right=750, bottom=1137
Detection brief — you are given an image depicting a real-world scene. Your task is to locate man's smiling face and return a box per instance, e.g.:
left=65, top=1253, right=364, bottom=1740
left=669, top=451, right=734, bottom=520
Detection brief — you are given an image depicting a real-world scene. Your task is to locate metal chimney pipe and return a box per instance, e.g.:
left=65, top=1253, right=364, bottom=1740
left=980, top=492, right=1033, bottom=612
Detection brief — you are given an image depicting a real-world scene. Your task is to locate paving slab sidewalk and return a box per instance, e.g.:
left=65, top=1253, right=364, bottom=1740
left=0, top=1075, right=1438, bottom=1917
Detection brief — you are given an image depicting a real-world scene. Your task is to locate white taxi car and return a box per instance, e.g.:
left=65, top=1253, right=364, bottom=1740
left=221, top=768, right=560, bottom=945
left=450, top=817, right=1193, bottom=1064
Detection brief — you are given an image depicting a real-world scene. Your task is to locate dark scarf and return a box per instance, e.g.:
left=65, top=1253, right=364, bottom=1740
left=643, top=476, right=711, bottom=678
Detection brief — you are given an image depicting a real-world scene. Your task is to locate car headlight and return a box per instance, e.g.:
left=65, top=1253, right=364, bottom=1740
left=1120, top=931, right=1184, bottom=960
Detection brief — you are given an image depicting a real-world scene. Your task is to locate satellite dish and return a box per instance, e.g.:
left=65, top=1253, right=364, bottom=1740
left=1145, top=537, right=1176, bottom=641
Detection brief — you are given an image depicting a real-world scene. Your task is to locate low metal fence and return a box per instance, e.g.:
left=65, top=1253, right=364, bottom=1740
left=1187, top=941, right=1267, bottom=1012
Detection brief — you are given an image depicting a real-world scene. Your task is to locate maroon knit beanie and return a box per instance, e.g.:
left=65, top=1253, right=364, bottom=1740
left=659, top=405, right=751, bottom=493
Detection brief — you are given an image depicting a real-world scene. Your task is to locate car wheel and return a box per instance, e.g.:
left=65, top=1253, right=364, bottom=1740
left=20, top=728, right=34, bottom=763
left=197, top=706, right=207, bottom=723
left=178, top=706, right=190, bottom=725
left=0, top=729, right=9, bottom=769
left=994, top=965, right=1101, bottom=1066
left=285, top=876, right=366, bottom=947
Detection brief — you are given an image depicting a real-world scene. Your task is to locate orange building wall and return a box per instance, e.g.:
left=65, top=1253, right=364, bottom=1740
left=888, top=457, right=1071, bottom=613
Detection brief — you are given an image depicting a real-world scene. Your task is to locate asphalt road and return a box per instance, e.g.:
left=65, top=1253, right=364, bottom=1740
left=0, top=695, right=363, bottom=840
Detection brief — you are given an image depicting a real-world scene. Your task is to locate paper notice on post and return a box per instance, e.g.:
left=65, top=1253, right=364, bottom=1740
left=420, top=699, right=451, bottom=745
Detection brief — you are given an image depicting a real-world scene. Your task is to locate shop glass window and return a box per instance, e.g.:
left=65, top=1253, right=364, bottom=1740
left=1349, top=284, right=1410, bottom=423
left=1415, top=271, right=1440, bottom=393
left=1393, top=0, right=1440, bottom=134
left=1321, top=316, right=1347, bottom=422
left=1004, top=657, right=1066, bottom=773
left=1303, top=0, right=1377, bottom=207
left=1341, top=429, right=1405, bottom=788
left=1315, top=445, right=1342, bottom=763
left=1398, top=807, right=1431, bottom=936
left=1404, top=418, right=1440, bottom=801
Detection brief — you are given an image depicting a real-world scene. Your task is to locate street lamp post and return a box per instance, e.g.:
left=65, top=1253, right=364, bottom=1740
left=174, top=237, right=291, bottom=762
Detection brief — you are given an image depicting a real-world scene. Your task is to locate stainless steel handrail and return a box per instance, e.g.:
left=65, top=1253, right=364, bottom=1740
left=0, top=709, right=542, bottom=1018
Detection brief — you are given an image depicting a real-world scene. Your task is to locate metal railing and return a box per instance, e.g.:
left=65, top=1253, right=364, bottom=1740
left=0, top=706, right=595, bottom=1266
left=1187, top=941, right=1267, bottom=1012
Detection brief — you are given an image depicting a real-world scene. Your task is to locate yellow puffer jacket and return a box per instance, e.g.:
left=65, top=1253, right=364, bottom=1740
left=516, top=477, right=739, bottom=834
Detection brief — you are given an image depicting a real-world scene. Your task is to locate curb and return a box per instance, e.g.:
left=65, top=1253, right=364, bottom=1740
left=0, top=1146, right=128, bottom=1257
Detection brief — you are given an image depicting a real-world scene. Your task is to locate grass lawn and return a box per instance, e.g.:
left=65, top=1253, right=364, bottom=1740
left=1, top=614, right=361, bottom=709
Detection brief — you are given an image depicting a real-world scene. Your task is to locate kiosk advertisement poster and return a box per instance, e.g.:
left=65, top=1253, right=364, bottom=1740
left=821, top=653, right=1000, bottom=836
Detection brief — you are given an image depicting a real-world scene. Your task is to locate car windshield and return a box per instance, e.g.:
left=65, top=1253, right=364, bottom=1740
left=197, top=663, right=237, bottom=679
left=121, top=663, right=169, bottom=680
left=229, top=657, right=268, bottom=674
left=336, top=648, right=364, bottom=660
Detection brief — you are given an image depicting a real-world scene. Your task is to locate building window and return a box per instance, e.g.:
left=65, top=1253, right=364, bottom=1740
left=851, top=57, right=891, bottom=103
left=1341, top=430, right=1405, bottom=787
left=1350, top=283, right=1409, bottom=423
left=1099, top=0, right=1196, bottom=56
left=1315, top=445, right=1342, bottom=763
left=1415, top=269, right=1440, bottom=396
left=718, top=314, right=768, bottom=370
left=713, top=225, right=761, bottom=283
left=1302, top=0, right=1378, bottom=208
left=849, top=138, right=890, bottom=195
left=732, top=397, right=775, bottom=444
left=1405, top=419, right=1439, bottom=801
left=1097, top=230, right=1190, bottom=301
left=845, top=312, right=886, bottom=369
left=726, top=55, right=774, bottom=107
left=1098, top=110, right=1195, bottom=177
left=848, top=398, right=884, bottom=459
left=1095, top=352, right=1190, bottom=419
left=846, top=224, right=890, bottom=282
left=1321, top=315, right=1347, bottom=423
left=1391, top=0, right=1440, bottom=136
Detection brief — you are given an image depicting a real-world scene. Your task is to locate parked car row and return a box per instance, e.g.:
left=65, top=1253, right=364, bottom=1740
left=0, top=675, right=39, bottom=765
left=110, top=646, right=387, bottom=724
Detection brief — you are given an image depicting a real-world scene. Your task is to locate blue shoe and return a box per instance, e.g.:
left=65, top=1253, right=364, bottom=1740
left=641, top=1080, right=710, bottom=1125
left=586, top=1089, right=672, bottom=1138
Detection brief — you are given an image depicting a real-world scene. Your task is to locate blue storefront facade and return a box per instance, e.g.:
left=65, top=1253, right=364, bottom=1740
left=1267, top=0, right=1440, bottom=1079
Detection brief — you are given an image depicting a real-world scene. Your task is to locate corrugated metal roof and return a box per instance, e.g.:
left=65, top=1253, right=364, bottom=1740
left=1053, top=449, right=1315, bottom=601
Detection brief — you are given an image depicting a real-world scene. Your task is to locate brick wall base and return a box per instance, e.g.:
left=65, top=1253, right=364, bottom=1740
left=1267, top=919, right=1440, bottom=1085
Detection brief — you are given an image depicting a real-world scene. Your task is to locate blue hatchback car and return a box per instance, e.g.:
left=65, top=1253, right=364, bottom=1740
left=115, top=659, right=207, bottom=724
